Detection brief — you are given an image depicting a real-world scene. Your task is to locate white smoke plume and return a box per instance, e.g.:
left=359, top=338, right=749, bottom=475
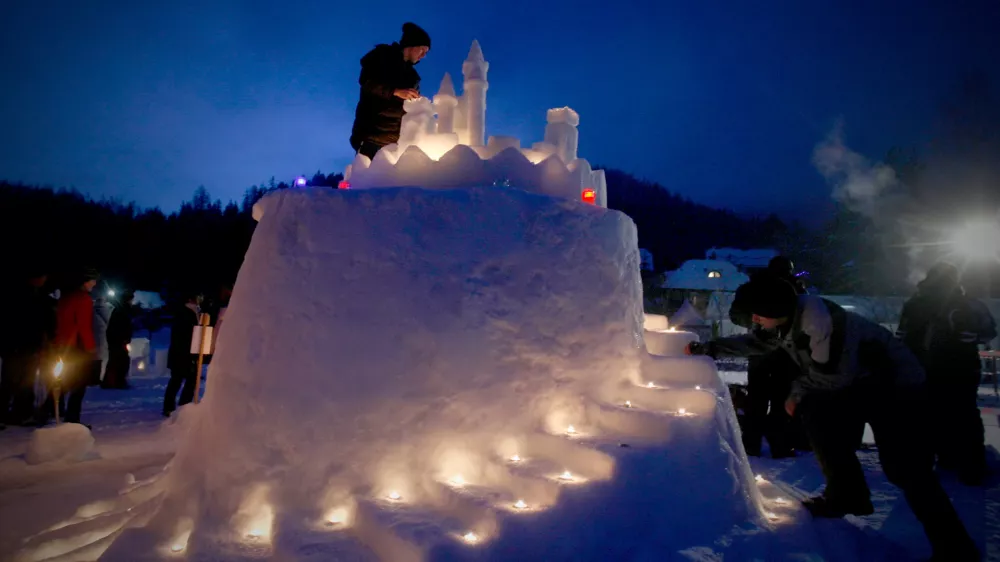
left=811, top=123, right=900, bottom=220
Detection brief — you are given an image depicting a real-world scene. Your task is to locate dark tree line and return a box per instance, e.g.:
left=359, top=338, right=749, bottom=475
left=2, top=167, right=794, bottom=300
left=0, top=172, right=343, bottom=299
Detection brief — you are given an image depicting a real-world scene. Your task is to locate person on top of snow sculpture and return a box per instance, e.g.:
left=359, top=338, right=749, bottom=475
left=349, top=22, right=431, bottom=160
left=727, top=255, right=806, bottom=459
left=897, top=261, right=996, bottom=486
left=686, top=275, right=978, bottom=561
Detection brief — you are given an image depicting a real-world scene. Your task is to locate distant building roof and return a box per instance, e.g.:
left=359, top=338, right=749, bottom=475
left=704, top=247, right=778, bottom=270
left=662, top=259, right=749, bottom=291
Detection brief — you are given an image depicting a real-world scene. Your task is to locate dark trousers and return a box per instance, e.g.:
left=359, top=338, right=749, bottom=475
left=928, top=367, right=986, bottom=478
left=102, top=346, right=130, bottom=389
left=163, top=361, right=197, bottom=415
left=800, top=381, right=976, bottom=557
left=1, top=353, right=39, bottom=423
left=41, top=359, right=96, bottom=424
left=743, top=351, right=796, bottom=455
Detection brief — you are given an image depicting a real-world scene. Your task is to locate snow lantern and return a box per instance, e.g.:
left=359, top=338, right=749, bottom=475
left=582, top=188, right=596, bottom=205
left=295, top=176, right=307, bottom=187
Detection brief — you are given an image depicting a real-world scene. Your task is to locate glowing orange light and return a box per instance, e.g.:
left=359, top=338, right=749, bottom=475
left=581, top=188, right=596, bottom=204
left=338, top=181, right=351, bottom=190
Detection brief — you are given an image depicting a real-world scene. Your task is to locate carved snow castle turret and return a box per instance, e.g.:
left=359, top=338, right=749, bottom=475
left=344, top=41, right=607, bottom=207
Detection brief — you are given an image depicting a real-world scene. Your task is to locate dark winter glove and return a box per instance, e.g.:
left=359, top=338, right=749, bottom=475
left=685, top=341, right=718, bottom=358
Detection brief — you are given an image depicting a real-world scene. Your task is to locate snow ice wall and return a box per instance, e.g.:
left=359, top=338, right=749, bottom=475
left=20, top=186, right=765, bottom=562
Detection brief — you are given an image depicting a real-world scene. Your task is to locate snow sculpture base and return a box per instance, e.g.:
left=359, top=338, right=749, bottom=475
left=21, top=187, right=764, bottom=561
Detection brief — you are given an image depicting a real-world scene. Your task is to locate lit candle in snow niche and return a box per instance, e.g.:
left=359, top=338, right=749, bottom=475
left=326, top=507, right=348, bottom=525
left=646, top=382, right=655, bottom=388
left=463, top=532, right=479, bottom=544
left=138, top=361, right=146, bottom=371
left=559, top=471, right=574, bottom=481
left=775, top=498, right=787, bottom=505
left=695, top=385, right=701, bottom=390
left=450, top=475, right=466, bottom=487
left=514, top=499, right=527, bottom=509
left=510, top=454, right=521, bottom=463
left=247, top=528, right=264, bottom=539
left=754, top=474, right=764, bottom=483
left=388, top=491, right=401, bottom=501
left=566, top=425, right=576, bottom=435
left=678, top=408, right=687, bottom=415
left=170, top=543, right=184, bottom=553
left=625, top=400, right=632, bottom=408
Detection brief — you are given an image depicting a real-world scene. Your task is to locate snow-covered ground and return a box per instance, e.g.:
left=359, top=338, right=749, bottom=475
left=1, top=366, right=996, bottom=560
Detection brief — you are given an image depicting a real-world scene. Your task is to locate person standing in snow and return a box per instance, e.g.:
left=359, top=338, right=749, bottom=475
left=49, top=268, right=101, bottom=425
left=0, top=265, right=55, bottom=427
left=102, top=290, right=135, bottom=389
left=686, top=275, right=978, bottom=561
left=93, top=292, right=112, bottom=382
left=349, top=22, right=431, bottom=160
left=728, top=256, right=807, bottom=458
left=163, top=292, right=202, bottom=416
left=897, top=262, right=996, bottom=486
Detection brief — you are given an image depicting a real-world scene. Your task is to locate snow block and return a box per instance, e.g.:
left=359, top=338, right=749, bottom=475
left=76, top=186, right=762, bottom=561
left=25, top=423, right=98, bottom=465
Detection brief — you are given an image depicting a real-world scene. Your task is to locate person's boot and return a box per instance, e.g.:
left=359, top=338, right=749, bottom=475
left=802, top=495, right=874, bottom=518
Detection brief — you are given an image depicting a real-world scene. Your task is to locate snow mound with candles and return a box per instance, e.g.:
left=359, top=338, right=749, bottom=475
left=4, top=185, right=771, bottom=562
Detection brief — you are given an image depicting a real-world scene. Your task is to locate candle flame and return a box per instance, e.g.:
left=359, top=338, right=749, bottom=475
left=53, top=359, right=64, bottom=378
left=646, top=382, right=655, bottom=388
left=449, top=475, right=466, bottom=487
left=754, top=474, right=764, bottom=483
left=463, top=532, right=479, bottom=544
left=170, top=543, right=185, bottom=553
left=625, top=400, right=632, bottom=408
left=388, top=491, right=401, bottom=500
left=678, top=408, right=687, bottom=415
left=138, top=361, right=146, bottom=371
left=514, top=499, right=527, bottom=509
left=559, top=470, right=574, bottom=481
left=566, top=425, right=576, bottom=435
left=695, top=385, right=701, bottom=390
left=510, top=454, right=521, bottom=462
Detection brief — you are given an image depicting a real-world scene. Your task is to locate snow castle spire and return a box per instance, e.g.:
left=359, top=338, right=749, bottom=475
left=433, top=72, right=458, bottom=134
left=461, top=40, right=489, bottom=147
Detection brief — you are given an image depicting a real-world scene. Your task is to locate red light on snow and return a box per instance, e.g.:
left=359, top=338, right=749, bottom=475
left=581, top=188, right=596, bottom=205
left=338, top=181, right=351, bottom=190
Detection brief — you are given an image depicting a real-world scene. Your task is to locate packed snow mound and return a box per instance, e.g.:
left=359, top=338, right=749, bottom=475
left=25, top=423, right=98, bottom=465
left=22, top=186, right=763, bottom=561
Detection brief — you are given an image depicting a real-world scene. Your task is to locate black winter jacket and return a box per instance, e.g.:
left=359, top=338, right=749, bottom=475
left=897, top=286, right=996, bottom=374
left=349, top=43, right=421, bottom=150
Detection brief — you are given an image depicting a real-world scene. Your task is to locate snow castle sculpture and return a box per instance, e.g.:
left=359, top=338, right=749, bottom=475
left=344, top=41, right=608, bottom=208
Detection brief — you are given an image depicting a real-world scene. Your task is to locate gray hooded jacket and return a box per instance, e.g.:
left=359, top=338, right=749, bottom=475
left=712, top=295, right=925, bottom=402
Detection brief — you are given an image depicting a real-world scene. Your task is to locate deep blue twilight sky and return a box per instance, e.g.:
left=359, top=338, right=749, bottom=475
left=1, top=0, right=997, bottom=222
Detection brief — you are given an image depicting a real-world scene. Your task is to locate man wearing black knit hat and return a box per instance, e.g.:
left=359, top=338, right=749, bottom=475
left=687, top=275, right=979, bottom=561
left=350, top=23, right=431, bottom=160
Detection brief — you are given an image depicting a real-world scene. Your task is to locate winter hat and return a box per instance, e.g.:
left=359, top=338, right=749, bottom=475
left=744, top=276, right=799, bottom=320
left=767, top=255, right=795, bottom=277
left=400, top=22, right=431, bottom=49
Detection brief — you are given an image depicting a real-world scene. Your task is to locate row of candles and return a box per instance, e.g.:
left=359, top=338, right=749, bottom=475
left=168, top=378, right=706, bottom=553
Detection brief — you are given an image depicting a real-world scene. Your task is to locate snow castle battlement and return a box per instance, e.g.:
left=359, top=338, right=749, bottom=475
left=344, top=41, right=608, bottom=208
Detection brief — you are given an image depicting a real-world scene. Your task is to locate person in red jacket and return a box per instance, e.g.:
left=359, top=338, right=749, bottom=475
left=50, top=269, right=100, bottom=425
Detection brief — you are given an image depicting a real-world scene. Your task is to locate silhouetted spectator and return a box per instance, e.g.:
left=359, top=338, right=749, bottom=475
left=102, top=290, right=135, bottom=389
left=898, top=262, right=997, bottom=485
left=0, top=265, right=55, bottom=426
left=93, top=293, right=112, bottom=381
left=163, top=292, right=202, bottom=416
